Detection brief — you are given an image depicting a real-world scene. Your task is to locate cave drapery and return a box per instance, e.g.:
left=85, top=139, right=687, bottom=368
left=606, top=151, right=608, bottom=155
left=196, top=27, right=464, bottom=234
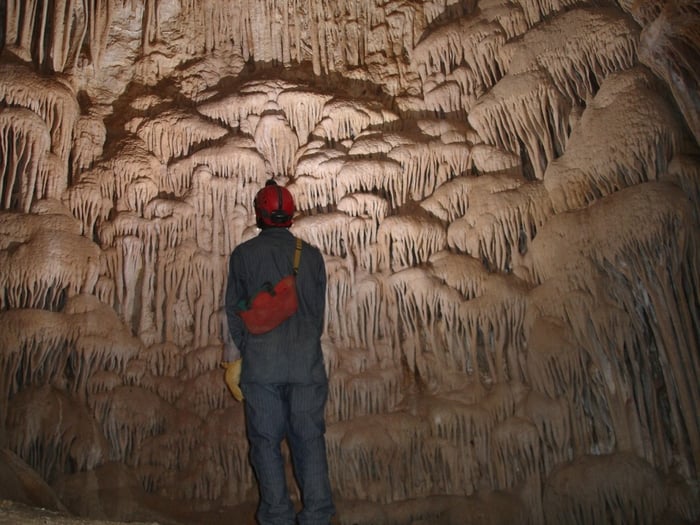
left=1, top=0, right=699, bottom=524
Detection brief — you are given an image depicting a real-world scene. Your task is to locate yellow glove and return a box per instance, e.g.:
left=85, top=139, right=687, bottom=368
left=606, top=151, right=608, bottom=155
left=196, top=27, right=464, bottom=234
left=221, top=359, right=244, bottom=401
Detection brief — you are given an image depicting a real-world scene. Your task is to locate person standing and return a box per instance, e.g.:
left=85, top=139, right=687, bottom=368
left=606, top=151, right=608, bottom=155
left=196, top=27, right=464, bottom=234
left=223, top=179, right=335, bottom=525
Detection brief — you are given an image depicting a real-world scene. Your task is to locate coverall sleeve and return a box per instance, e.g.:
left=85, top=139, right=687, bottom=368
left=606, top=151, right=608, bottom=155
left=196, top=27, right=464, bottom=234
left=312, top=251, right=327, bottom=334
left=225, top=249, right=248, bottom=355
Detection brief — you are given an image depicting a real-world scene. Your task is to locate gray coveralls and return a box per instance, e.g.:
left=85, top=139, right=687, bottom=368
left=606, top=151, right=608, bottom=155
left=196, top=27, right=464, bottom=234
left=225, top=227, right=334, bottom=525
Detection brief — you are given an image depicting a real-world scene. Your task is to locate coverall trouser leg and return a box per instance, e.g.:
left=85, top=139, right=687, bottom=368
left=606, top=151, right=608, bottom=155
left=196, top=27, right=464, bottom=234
left=244, top=382, right=334, bottom=525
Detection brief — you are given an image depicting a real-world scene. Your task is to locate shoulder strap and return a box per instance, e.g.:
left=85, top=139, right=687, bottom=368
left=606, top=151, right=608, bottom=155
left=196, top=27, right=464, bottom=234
left=292, top=237, right=303, bottom=275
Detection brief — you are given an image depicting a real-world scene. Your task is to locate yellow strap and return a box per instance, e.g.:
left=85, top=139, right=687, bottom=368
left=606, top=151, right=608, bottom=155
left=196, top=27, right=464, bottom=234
left=293, top=237, right=302, bottom=275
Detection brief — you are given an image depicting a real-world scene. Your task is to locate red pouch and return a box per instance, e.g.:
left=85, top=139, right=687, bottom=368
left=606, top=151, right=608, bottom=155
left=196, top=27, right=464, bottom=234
left=238, top=275, right=298, bottom=334
left=236, top=238, right=303, bottom=335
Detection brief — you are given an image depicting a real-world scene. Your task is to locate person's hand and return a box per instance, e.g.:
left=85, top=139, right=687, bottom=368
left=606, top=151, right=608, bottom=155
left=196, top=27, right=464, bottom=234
left=221, top=359, right=244, bottom=401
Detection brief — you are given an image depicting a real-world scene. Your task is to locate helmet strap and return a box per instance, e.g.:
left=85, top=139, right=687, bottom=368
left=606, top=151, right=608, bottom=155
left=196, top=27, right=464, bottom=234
left=270, top=183, right=290, bottom=224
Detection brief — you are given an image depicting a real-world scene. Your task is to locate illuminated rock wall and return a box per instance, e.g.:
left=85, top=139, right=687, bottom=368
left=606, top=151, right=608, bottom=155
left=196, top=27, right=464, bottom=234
left=1, top=1, right=699, bottom=523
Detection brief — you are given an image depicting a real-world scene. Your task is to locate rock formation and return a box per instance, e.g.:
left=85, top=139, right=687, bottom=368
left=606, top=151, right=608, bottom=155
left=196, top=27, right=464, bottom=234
left=1, top=1, right=699, bottom=524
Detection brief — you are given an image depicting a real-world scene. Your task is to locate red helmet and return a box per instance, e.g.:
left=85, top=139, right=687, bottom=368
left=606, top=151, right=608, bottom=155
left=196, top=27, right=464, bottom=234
left=254, top=180, right=295, bottom=228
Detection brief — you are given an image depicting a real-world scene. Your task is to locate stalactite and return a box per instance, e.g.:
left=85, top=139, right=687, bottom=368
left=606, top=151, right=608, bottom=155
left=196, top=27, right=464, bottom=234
left=524, top=181, right=700, bottom=476
left=342, top=273, right=387, bottom=352
left=517, top=390, right=573, bottom=473
left=315, top=99, right=387, bottom=141
left=166, top=136, right=267, bottom=197
left=99, top=385, right=174, bottom=463
left=7, top=385, right=109, bottom=481
left=524, top=316, right=585, bottom=404
left=447, top=179, right=552, bottom=272
left=328, top=412, right=431, bottom=503
left=63, top=164, right=113, bottom=238
left=416, top=117, right=480, bottom=144
left=188, top=168, right=252, bottom=256
left=543, top=453, right=666, bottom=525
left=0, top=108, right=51, bottom=212
left=469, top=144, right=520, bottom=173
left=337, top=193, right=389, bottom=224
left=638, top=0, right=700, bottom=145
left=0, top=309, right=69, bottom=406
left=468, top=69, right=571, bottom=180
left=0, top=228, right=100, bottom=310
left=412, top=16, right=507, bottom=95
left=378, top=215, right=447, bottom=272
left=278, top=88, right=333, bottom=144
left=110, top=138, right=165, bottom=207
left=421, top=172, right=520, bottom=223
left=197, top=90, right=270, bottom=129
left=480, top=0, right=529, bottom=40
left=491, top=416, right=540, bottom=490
left=253, top=111, right=299, bottom=177
left=387, top=262, right=527, bottom=390
left=175, top=369, right=229, bottom=419
left=384, top=139, right=469, bottom=208
left=544, top=68, right=686, bottom=213
left=4, top=0, right=85, bottom=72
left=123, top=178, right=158, bottom=218
left=293, top=213, right=351, bottom=257
left=290, top=150, right=346, bottom=211
left=0, top=64, right=80, bottom=164
left=328, top=363, right=402, bottom=424
left=38, top=152, right=68, bottom=203
left=662, top=154, right=700, bottom=222
left=189, top=251, right=227, bottom=348
left=129, top=109, right=228, bottom=163
left=513, top=0, right=584, bottom=28
left=422, top=395, right=491, bottom=494
left=183, top=345, right=221, bottom=380
left=323, top=255, right=354, bottom=341
left=348, top=132, right=393, bottom=156
left=336, top=158, right=403, bottom=208
left=504, top=7, right=639, bottom=105
left=428, top=251, right=486, bottom=301
left=423, top=79, right=464, bottom=115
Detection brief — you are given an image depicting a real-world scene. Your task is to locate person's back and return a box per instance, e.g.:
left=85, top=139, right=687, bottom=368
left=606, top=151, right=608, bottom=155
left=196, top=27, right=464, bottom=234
left=223, top=179, right=335, bottom=525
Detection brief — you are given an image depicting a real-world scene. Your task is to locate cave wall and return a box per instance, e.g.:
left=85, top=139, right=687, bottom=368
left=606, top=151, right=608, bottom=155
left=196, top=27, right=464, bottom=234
left=1, top=0, right=699, bottom=524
